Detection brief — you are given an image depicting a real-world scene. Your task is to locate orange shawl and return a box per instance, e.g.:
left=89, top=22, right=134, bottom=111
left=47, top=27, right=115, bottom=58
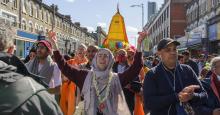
left=134, top=67, right=149, bottom=115
left=60, top=56, right=88, bottom=115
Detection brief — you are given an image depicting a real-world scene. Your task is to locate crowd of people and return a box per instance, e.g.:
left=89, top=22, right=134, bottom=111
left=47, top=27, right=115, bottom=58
left=1, top=21, right=220, bottom=115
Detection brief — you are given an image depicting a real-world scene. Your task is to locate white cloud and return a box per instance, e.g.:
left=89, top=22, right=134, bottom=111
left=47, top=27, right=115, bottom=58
left=86, top=26, right=95, bottom=32
left=66, top=0, right=76, bottom=3
left=88, top=0, right=92, bottom=2
left=126, top=26, right=138, bottom=33
left=97, top=22, right=107, bottom=29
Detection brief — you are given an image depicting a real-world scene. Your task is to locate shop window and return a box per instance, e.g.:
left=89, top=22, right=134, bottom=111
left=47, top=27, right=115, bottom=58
left=16, top=40, right=25, bottom=58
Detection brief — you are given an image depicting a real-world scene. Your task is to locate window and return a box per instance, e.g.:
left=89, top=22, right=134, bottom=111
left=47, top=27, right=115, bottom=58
left=21, top=19, right=27, bottom=30
left=41, top=9, right=44, bottom=21
left=35, top=24, right=39, bottom=33
left=21, top=0, right=27, bottom=14
left=40, top=26, right=44, bottom=31
left=2, top=0, right=9, bottom=4
left=60, top=20, right=62, bottom=28
left=48, top=13, right=52, bottom=24
left=45, top=28, right=49, bottom=34
left=167, top=7, right=169, bottom=18
left=29, top=22, right=33, bottom=32
left=212, top=0, right=216, bottom=7
left=36, top=5, right=39, bottom=18
left=63, top=23, right=65, bottom=30
left=1, top=12, right=17, bottom=26
left=46, top=12, right=49, bottom=23
left=14, top=0, right=18, bottom=8
left=47, top=13, right=50, bottom=24
left=56, top=33, right=59, bottom=39
left=29, top=2, right=33, bottom=16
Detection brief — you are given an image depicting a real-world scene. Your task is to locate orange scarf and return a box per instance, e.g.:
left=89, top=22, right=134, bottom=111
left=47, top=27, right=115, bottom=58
left=60, top=57, right=88, bottom=115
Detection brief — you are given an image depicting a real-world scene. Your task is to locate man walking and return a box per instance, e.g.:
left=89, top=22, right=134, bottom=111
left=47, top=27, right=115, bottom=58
left=144, top=38, right=207, bottom=115
left=182, top=50, right=199, bottom=76
left=26, top=40, right=62, bottom=94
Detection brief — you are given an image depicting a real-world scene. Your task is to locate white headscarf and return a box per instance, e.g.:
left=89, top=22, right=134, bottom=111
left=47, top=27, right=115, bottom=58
left=82, top=48, right=130, bottom=115
left=91, top=48, right=115, bottom=81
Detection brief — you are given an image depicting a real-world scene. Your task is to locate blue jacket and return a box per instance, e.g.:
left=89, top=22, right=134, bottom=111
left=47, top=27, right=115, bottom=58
left=197, top=78, right=220, bottom=115
left=143, top=62, right=207, bottom=115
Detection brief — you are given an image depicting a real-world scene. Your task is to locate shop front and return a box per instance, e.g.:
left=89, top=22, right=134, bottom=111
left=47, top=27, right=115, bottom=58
left=208, top=23, right=220, bottom=54
left=176, top=36, right=187, bottom=53
left=216, top=22, right=220, bottom=54
left=16, top=30, right=38, bottom=58
left=186, top=24, right=207, bottom=56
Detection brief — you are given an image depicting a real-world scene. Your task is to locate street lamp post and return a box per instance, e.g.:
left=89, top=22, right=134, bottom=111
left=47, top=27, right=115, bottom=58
left=131, top=3, right=145, bottom=49
left=130, top=3, right=144, bottom=30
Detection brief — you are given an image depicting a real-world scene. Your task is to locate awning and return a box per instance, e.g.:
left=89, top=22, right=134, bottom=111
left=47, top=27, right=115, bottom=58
left=15, top=36, right=37, bottom=42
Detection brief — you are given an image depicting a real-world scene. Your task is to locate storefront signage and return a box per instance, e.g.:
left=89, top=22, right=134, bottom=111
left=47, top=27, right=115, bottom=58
left=187, top=24, right=207, bottom=46
left=209, top=24, right=217, bottom=41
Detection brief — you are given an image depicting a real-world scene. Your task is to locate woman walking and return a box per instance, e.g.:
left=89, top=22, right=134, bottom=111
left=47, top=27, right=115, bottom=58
left=48, top=31, right=146, bottom=115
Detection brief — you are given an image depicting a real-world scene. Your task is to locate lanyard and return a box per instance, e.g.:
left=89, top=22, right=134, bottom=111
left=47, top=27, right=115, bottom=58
left=162, top=63, right=184, bottom=92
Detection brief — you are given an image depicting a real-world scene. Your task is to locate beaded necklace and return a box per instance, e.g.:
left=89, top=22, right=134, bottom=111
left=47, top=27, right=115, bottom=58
left=92, top=72, right=113, bottom=111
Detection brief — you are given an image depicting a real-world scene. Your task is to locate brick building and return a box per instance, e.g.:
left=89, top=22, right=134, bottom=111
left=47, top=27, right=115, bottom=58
left=144, top=0, right=191, bottom=54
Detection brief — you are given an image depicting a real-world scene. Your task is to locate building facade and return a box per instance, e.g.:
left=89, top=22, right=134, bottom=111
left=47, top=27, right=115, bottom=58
left=0, top=0, right=97, bottom=58
left=144, top=0, right=191, bottom=54
left=185, top=0, right=220, bottom=55
left=147, top=2, right=157, bottom=21
left=95, top=26, right=107, bottom=46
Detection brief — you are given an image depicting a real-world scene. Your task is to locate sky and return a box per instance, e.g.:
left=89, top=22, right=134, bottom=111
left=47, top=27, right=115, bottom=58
left=43, top=0, right=164, bottom=46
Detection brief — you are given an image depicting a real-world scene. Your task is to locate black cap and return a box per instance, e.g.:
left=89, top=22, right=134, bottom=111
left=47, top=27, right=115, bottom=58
left=157, top=38, right=180, bottom=51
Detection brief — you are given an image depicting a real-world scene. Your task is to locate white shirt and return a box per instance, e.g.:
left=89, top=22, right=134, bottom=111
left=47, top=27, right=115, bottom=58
left=38, top=63, right=62, bottom=88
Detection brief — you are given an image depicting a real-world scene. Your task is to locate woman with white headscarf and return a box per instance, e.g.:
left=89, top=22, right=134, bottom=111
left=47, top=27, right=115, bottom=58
left=49, top=31, right=146, bottom=115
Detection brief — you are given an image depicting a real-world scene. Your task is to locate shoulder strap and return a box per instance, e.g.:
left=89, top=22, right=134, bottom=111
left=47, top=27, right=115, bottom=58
left=0, top=77, right=46, bottom=114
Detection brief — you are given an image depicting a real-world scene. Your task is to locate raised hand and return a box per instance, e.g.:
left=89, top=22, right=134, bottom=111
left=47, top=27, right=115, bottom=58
left=137, top=31, right=147, bottom=52
left=48, top=30, right=59, bottom=50
left=137, top=32, right=147, bottom=45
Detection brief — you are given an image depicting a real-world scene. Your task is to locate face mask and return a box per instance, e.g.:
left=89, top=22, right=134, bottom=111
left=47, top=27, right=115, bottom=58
left=117, top=55, right=127, bottom=63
